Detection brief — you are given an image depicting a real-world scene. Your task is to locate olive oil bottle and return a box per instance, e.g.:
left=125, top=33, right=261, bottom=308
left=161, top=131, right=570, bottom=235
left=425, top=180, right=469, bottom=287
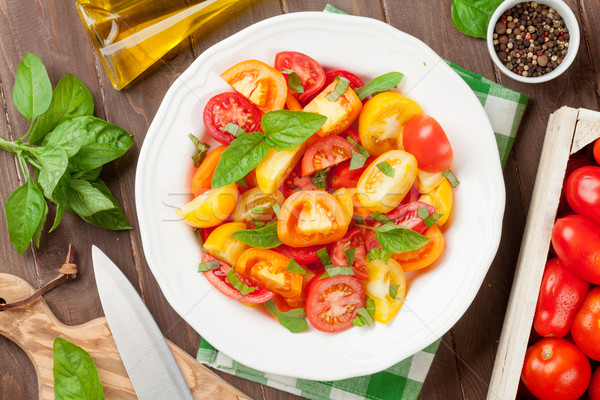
left=76, top=0, right=242, bottom=89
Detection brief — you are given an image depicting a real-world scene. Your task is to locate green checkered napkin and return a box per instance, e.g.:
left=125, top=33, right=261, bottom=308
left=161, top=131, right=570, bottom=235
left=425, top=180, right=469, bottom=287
left=196, top=5, right=529, bottom=400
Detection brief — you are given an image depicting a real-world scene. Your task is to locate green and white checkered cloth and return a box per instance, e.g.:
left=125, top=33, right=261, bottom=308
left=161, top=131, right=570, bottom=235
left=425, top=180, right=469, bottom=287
left=196, top=5, right=529, bottom=400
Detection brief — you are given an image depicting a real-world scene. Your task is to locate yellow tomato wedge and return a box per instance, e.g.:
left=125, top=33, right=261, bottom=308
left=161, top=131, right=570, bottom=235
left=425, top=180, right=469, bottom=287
left=363, top=258, right=406, bottom=324
left=174, top=184, right=238, bottom=228
left=303, top=79, right=362, bottom=137
left=256, top=143, right=305, bottom=194
left=358, top=92, right=423, bottom=156
left=415, top=169, right=445, bottom=194
left=221, top=60, right=287, bottom=113
left=332, top=187, right=354, bottom=220
left=233, top=187, right=284, bottom=223
left=418, top=179, right=453, bottom=226
left=203, top=222, right=249, bottom=266
left=356, top=150, right=417, bottom=213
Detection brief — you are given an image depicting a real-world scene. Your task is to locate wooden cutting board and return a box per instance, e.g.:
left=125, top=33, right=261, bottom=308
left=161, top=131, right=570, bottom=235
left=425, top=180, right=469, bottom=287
left=0, top=273, right=251, bottom=399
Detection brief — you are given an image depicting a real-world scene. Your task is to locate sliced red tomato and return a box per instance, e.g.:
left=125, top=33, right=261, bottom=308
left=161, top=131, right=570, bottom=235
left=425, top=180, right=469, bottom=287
left=200, top=252, right=274, bottom=304
left=392, top=224, right=444, bottom=272
left=272, top=243, right=330, bottom=264
left=403, top=114, right=453, bottom=173
left=203, top=92, right=262, bottom=144
left=281, top=162, right=317, bottom=198
left=324, top=70, right=365, bottom=90
left=305, top=273, right=364, bottom=332
left=274, top=51, right=325, bottom=103
left=301, top=135, right=357, bottom=176
left=328, top=156, right=376, bottom=189
left=330, top=228, right=368, bottom=280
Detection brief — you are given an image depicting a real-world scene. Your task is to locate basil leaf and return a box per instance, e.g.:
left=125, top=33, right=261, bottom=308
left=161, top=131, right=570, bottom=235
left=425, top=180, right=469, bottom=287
left=326, top=77, right=350, bottom=102
left=370, top=211, right=391, bottom=225
left=353, top=299, right=376, bottom=327
left=353, top=214, right=366, bottom=226
left=356, top=307, right=375, bottom=326
left=232, top=221, right=283, bottom=248
left=346, top=137, right=370, bottom=158
left=53, top=337, right=104, bottom=400
left=252, top=221, right=266, bottom=228
left=451, top=0, right=503, bottom=39
left=50, top=205, right=65, bottom=234
left=251, top=207, right=265, bottom=215
left=67, top=179, right=114, bottom=217
left=321, top=266, right=354, bottom=279
left=223, top=123, right=246, bottom=138
left=352, top=315, right=366, bottom=327
left=264, top=300, right=309, bottom=333
left=48, top=173, right=71, bottom=233
left=354, top=72, right=404, bottom=100
left=376, top=161, right=395, bottom=178
left=226, top=268, right=257, bottom=295
left=41, top=117, right=90, bottom=157
left=211, top=132, right=269, bottom=188
left=6, top=180, right=46, bottom=254
left=316, top=247, right=332, bottom=267
left=366, top=247, right=392, bottom=263
left=37, top=145, right=69, bottom=198
left=76, top=179, right=132, bottom=230
left=32, top=195, right=48, bottom=249
left=311, top=167, right=330, bottom=191
left=349, top=150, right=368, bottom=170
left=189, top=134, right=209, bottom=167
left=13, top=53, right=52, bottom=121
left=282, top=69, right=304, bottom=93
left=72, top=167, right=102, bottom=182
left=344, top=247, right=356, bottom=266
left=443, top=169, right=460, bottom=188
left=198, top=259, right=220, bottom=272
left=29, top=74, right=94, bottom=144
left=375, top=222, right=430, bottom=253
left=286, top=258, right=307, bottom=275
left=263, top=110, right=327, bottom=151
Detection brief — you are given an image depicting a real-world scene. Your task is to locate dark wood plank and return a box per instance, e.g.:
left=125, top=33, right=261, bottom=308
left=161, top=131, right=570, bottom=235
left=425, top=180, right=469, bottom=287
left=579, top=0, right=600, bottom=110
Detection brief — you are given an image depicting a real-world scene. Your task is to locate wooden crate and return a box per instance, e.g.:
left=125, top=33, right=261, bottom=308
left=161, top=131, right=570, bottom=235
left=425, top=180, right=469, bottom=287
left=488, top=107, right=600, bottom=400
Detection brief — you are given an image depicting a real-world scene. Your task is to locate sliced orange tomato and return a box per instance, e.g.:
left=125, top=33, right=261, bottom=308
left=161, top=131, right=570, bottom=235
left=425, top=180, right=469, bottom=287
left=278, top=190, right=351, bottom=247
left=302, top=79, right=362, bottom=137
left=283, top=269, right=316, bottom=309
left=221, top=60, right=287, bottom=113
left=203, top=222, right=249, bottom=266
left=255, top=143, right=305, bottom=194
left=393, top=224, right=445, bottom=271
left=363, top=258, right=406, bottom=324
left=235, top=248, right=303, bottom=298
left=356, top=150, right=417, bottom=213
left=175, top=184, right=238, bottom=228
left=332, top=187, right=354, bottom=220
left=285, top=91, right=303, bottom=111
left=358, top=92, right=423, bottom=156
left=418, top=179, right=453, bottom=226
left=233, top=187, right=284, bottom=223
left=190, top=145, right=227, bottom=197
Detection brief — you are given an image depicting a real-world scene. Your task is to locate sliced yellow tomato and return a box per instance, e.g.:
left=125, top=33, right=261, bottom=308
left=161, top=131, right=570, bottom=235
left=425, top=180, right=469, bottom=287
left=175, top=184, right=238, bottom=228
left=415, top=169, right=445, bottom=194
left=393, top=224, right=445, bottom=271
left=285, top=91, right=303, bottom=111
left=255, top=143, right=305, bottom=194
left=332, top=187, right=354, bottom=220
left=358, top=92, right=423, bottom=156
left=303, top=79, right=362, bottom=137
left=203, top=222, right=249, bottom=266
left=233, top=187, right=284, bottom=223
left=356, top=150, right=417, bottom=213
left=418, top=179, right=453, bottom=226
left=363, top=258, right=406, bottom=324
left=221, top=60, right=287, bottom=113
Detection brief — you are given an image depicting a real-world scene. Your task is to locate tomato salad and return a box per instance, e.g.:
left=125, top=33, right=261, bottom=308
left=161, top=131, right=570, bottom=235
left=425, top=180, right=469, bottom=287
left=176, top=51, right=458, bottom=333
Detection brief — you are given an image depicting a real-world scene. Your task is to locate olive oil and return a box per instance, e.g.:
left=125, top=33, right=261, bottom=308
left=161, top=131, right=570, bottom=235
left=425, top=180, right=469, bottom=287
left=76, top=0, right=242, bottom=89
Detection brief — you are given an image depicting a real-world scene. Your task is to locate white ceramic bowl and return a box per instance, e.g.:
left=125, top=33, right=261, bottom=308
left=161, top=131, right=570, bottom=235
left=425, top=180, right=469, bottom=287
left=487, top=0, right=580, bottom=83
left=136, top=12, right=505, bottom=380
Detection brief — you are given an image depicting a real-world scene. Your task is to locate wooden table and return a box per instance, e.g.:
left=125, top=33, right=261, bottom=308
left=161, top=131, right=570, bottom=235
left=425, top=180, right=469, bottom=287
left=1, top=1, right=599, bottom=399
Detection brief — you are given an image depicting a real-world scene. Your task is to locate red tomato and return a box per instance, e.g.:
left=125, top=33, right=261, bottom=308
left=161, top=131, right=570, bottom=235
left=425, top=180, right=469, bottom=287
left=403, top=114, right=453, bottom=173
left=594, top=138, right=600, bottom=165
left=203, top=92, right=262, bottom=144
left=565, top=166, right=600, bottom=225
left=571, top=287, right=600, bottom=360
left=272, top=243, right=330, bottom=264
left=557, top=154, right=593, bottom=216
left=343, top=127, right=361, bottom=144
left=521, top=338, right=591, bottom=400
left=552, top=215, right=600, bottom=284
left=281, top=162, right=317, bottom=198
left=330, top=228, right=368, bottom=280
left=533, top=258, right=589, bottom=338
left=328, top=156, right=376, bottom=189
left=324, top=70, right=365, bottom=90
left=305, top=273, right=364, bottom=332
left=200, top=253, right=274, bottom=304
left=274, top=51, right=325, bottom=103
left=590, top=367, right=600, bottom=400
left=301, top=135, right=357, bottom=177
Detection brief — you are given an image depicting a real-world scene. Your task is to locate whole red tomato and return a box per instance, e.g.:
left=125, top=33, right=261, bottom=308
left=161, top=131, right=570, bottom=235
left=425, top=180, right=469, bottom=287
left=590, top=367, right=600, bottom=400
left=571, top=287, right=600, bottom=360
left=565, top=166, right=600, bottom=225
left=552, top=215, right=600, bottom=284
left=557, top=153, right=593, bottom=216
left=521, top=338, right=591, bottom=400
left=402, top=114, right=453, bottom=173
left=534, top=258, right=589, bottom=338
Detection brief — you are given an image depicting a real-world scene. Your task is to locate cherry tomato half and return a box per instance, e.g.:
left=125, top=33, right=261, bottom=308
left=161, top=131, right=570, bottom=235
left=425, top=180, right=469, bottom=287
left=328, top=156, right=377, bottom=189
left=190, top=144, right=227, bottom=196
left=305, top=273, right=365, bottom=332
left=281, top=162, right=317, bottom=198
left=272, top=243, right=330, bottom=264
left=403, top=114, right=453, bottom=173
left=571, top=287, right=600, bottom=360
left=301, top=135, right=357, bottom=176
left=392, top=224, right=444, bottom=272
left=552, top=215, right=600, bottom=284
left=203, top=93, right=262, bottom=144
left=521, top=338, right=591, bottom=400
left=274, top=51, right=325, bottom=103
left=330, top=228, right=368, bottom=280
left=324, top=70, right=365, bottom=90
left=565, top=166, right=600, bottom=226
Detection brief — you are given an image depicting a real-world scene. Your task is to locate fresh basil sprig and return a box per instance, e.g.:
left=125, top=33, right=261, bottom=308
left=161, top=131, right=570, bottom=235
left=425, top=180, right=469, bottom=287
left=263, top=110, right=327, bottom=151
left=354, top=72, right=404, bottom=100
left=53, top=337, right=104, bottom=400
left=360, top=223, right=429, bottom=254
left=1, top=53, right=133, bottom=254
left=232, top=221, right=283, bottom=248
left=264, top=300, right=309, bottom=333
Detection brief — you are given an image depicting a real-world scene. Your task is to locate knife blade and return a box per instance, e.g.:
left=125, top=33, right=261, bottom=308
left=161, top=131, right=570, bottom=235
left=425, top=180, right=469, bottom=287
left=92, top=245, right=194, bottom=400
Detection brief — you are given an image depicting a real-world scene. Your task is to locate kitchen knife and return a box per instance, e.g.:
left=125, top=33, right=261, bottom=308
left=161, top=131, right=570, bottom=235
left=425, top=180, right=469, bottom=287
left=92, top=245, right=194, bottom=400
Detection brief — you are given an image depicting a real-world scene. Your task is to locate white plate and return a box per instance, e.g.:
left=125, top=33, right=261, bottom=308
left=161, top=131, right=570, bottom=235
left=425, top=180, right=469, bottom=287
left=135, top=12, right=505, bottom=380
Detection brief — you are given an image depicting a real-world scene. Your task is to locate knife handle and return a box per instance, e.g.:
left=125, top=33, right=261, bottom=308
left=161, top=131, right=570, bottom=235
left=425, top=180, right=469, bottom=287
left=0, top=273, right=251, bottom=399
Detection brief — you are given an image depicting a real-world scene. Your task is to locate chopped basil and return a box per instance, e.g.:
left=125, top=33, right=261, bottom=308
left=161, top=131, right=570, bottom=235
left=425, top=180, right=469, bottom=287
left=389, top=284, right=400, bottom=299
left=365, top=296, right=376, bottom=317
left=264, top=300, right=309, bottom=333
left=271, top=202, right=280, bottom=217
left=354, top=72, right=404, bottom=100
left=376, top=161, right=395, bottom=178
left=193, top=227, right=204, bottom=248
left=281, top=69, right=304, bottom=94
left=442, top=169, right=460, bottom=188
left=223, top=122, right=246, bottom=138
left=346, top=136, right=370, bottom=157
left=236, top=177, right=248, bottom=187
left=417, top=206, right=443, bottom=228
left=291, top=184, right=301, bottom=192
left=369, top=211, right=391, bottom=225
left=316, top=247, right=332, bottom=267
left=349, top=150, right=368, bottom=171
left=232, top=221, right=283, bottom=248
left=188, top=134, right=210, bottom=167
left=252, top=220, right=266, bottom=228
left=286, top=258, right=307, bottom=275
left=311, top=167, right=330, bottom=190
left=344, top=247, right=356, bottom=266
left=375, top=222, right=429, bottom=253
left=353, top=214, right=366, bottom=225
left=355, top=307, right=375, bottom=326
left=250, top=207, right=265, bottom=215
left=366, top=247, right=392, bottom=263
left=197, top=259, right=220, bottom=272
left=225, top=268, right=257, bottom=295
left=326, top=77, right=350, bottom=102
left=321, top=266, right=354, bottom=279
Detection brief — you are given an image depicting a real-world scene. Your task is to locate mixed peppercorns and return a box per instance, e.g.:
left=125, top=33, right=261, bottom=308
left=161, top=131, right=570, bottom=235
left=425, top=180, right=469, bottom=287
left=493, top=2, right=569, bottom=78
